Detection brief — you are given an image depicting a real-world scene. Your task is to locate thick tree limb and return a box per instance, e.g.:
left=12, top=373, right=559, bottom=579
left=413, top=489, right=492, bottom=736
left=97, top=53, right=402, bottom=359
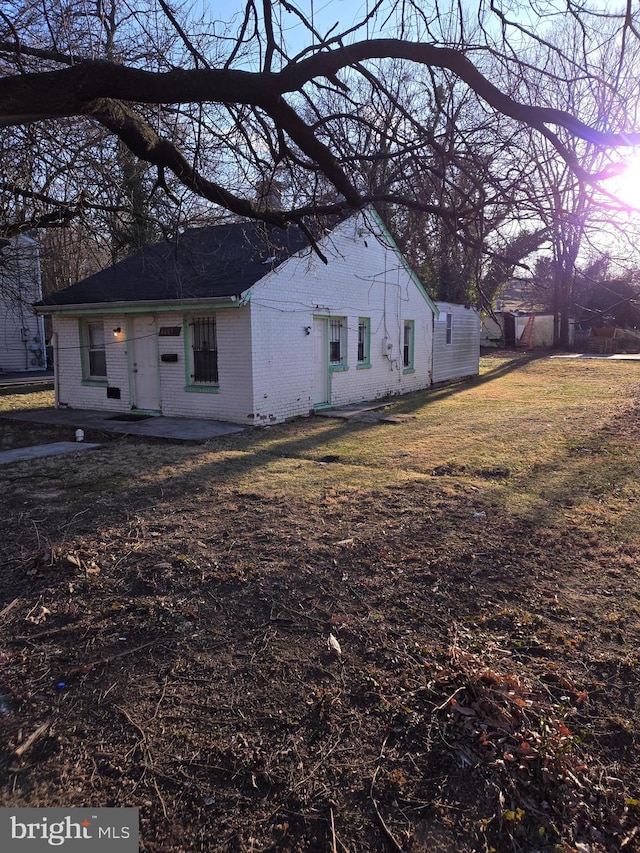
left=86, top=97, right=465, bottom=229
left=87, top=97, right=292, bottom=226
left=0, top=39, right=638, bottom=151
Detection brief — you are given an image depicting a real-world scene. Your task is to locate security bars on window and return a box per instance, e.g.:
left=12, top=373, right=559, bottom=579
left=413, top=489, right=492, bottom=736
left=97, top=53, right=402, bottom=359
left=329, top=318, right=343, bottom=365
left=403, top=322, right=411, bottom=368
left=357, top=320, right=367, bottom=362
left=191, top=317, right=218, bottom=383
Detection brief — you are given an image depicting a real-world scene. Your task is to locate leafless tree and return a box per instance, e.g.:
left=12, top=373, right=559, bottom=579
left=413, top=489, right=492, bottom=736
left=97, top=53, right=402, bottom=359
left=505, top=14, right=640, bottom=344
left=1, top=1, right=639, bottom=267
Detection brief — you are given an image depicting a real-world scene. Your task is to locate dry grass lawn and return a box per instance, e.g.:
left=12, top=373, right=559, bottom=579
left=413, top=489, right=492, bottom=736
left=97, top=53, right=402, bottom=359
left=0, top=352, right=639, bottom=852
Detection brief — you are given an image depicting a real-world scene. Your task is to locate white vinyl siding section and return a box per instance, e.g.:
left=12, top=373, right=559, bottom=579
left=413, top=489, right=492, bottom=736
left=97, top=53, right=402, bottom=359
left=432, top=302, right=480, bottom=384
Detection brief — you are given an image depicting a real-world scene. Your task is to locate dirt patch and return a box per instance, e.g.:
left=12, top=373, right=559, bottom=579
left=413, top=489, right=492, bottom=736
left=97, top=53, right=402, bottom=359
left=0, top=473, right=638, bottom=852
left=0, top=418, right=113, bottom=451
left=1, top=361, right=639, bottom=852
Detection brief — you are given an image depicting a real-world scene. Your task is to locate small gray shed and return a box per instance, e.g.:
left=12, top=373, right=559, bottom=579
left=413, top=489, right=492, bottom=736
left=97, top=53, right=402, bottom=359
left=432, top=302, right=480, bottom=384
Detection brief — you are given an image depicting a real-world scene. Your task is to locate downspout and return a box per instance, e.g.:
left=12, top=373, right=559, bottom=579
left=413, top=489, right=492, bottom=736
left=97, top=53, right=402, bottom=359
left=37, top=315, right=46, bottom=367
left=430, top=314, right=434, bottom=385
left=51, top=332, right=60, bottom=408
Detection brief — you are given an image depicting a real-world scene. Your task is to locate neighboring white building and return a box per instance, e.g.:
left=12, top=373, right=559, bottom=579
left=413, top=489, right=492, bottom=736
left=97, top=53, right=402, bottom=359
left=432, top=302, right=480, bottom=384
left=481, top=311, right=574, bottom=349
left=0, top=234, right=46, bottom=373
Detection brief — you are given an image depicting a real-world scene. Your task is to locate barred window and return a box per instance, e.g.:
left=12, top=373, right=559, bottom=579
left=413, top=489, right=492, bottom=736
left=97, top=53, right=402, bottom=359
left=191, top=317, right=218, bottom=383
left=329, top=317, right=345, bottom=365
left=357, top=318, right=370, bottom=364
left=403, top=320, right=414, bottom=369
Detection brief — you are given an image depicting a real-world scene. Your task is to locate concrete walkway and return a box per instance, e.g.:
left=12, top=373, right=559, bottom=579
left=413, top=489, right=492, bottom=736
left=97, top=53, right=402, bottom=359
left=0, top=441, right=101, bottom=466
left=1, top=407, right=245, bottom=441
left=550, top=353, right=640, bottom=360
left=0, top=370, right=54, bottom=387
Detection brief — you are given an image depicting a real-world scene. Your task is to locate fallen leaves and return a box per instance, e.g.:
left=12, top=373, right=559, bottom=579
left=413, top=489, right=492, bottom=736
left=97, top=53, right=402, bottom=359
left=25, top=604, right=50, bottom=624
left=327, top=633, right=342, bottom=657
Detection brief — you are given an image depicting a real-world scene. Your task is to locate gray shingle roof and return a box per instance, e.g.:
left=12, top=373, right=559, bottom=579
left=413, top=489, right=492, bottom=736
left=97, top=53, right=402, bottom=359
left=39, top=221, right=313, bottom=307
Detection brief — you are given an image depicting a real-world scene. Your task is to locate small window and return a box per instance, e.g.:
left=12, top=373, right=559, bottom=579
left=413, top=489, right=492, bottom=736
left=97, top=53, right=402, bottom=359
left=191, top=316, right=218, bottom=383
left=403, top=320, right=414, bottom=371
left=357, top=318, right=370, bottom=365
left=329, top=317, right=346, bottom=367
left=446, top=312, right=453, bottom=345
left=84, top=320, right=106, bottom=379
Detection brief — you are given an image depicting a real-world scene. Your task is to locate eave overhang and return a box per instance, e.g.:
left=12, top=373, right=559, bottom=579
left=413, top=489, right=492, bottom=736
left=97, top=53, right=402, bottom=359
left=35, top=295, right=243, bottom=315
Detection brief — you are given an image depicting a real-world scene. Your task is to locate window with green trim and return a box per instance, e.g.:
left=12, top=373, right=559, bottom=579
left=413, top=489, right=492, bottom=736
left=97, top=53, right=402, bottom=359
left=329, top=317, right=346, bottom=367
left=190, top=316, right=218, bottom=383
left=403, top=320, right=415, bottom=371
left=357, top=318, right=370, bottom=365
left=83, top=320, right=107, bottom=380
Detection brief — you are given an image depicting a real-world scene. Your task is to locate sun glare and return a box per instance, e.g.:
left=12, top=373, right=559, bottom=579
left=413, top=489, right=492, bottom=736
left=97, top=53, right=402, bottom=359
left=607, top=154, right=640, bottom=210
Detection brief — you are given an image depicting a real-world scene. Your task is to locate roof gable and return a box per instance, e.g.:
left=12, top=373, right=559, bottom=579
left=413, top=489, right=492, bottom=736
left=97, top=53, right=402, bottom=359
left=368, top=210, right=439, bottom=317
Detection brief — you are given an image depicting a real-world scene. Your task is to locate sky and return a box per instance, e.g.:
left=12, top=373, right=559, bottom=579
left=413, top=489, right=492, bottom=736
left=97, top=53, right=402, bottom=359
left=190, top=0, right=403, bottom=53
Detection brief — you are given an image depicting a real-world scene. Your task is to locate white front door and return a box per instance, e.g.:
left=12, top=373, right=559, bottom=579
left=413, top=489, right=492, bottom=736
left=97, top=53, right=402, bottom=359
left=130, top=316, right=160, bottom=411
left=313, top=318, right=329, bottom=406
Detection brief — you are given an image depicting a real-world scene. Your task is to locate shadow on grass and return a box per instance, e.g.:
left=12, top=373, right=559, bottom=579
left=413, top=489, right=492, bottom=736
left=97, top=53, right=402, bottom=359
left=0, top=351, right=547, bottom=531
left=389, top=351, right=538, bottom=414
left=2, top=350, right=637, bottom=624
left=232, top=352, right=535, bottom=463
left=0, top=382, right=53, bottom=398
left=502, top=418, right=640, bottom=534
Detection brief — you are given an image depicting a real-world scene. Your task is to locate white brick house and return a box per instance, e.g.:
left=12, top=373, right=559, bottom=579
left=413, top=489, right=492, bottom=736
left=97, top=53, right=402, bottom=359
left=37, top=212, right=454, bottom=425
left=0, top=234, right=46, bottom=373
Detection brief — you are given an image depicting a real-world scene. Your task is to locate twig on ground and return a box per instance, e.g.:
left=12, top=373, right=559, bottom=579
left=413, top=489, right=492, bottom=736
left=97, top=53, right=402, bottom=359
left=65, top=638, right=163, bottom=676
left=152, top=777, right=168, bottom=818
left=293, top=733, right=343, bottom=791
left=0, top=597, right=19, bottom=620
left=14, top=721, right=52, bottom=758
left=116, top=704, right=147, bottom=743
left=329, top=807, right=338, bottom=853
left=152, top=676, right=168, bottom=720
left=116, top=704, right=168, bottom=818
left=12, top=623, right=85, bottom=642
left=370, top=796, right=405, bottom=853
left=432, top=685, right=466, bottom=713
left=370, top=735, right=406, bottom=853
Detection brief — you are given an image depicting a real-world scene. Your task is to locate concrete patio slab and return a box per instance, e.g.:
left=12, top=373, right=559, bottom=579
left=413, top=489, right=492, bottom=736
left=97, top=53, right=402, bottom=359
left=0, top=441, right=101, bottom=466
left=314, top=400, right=392, bottom=419
left=314, top=399, right=411, bottom=423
